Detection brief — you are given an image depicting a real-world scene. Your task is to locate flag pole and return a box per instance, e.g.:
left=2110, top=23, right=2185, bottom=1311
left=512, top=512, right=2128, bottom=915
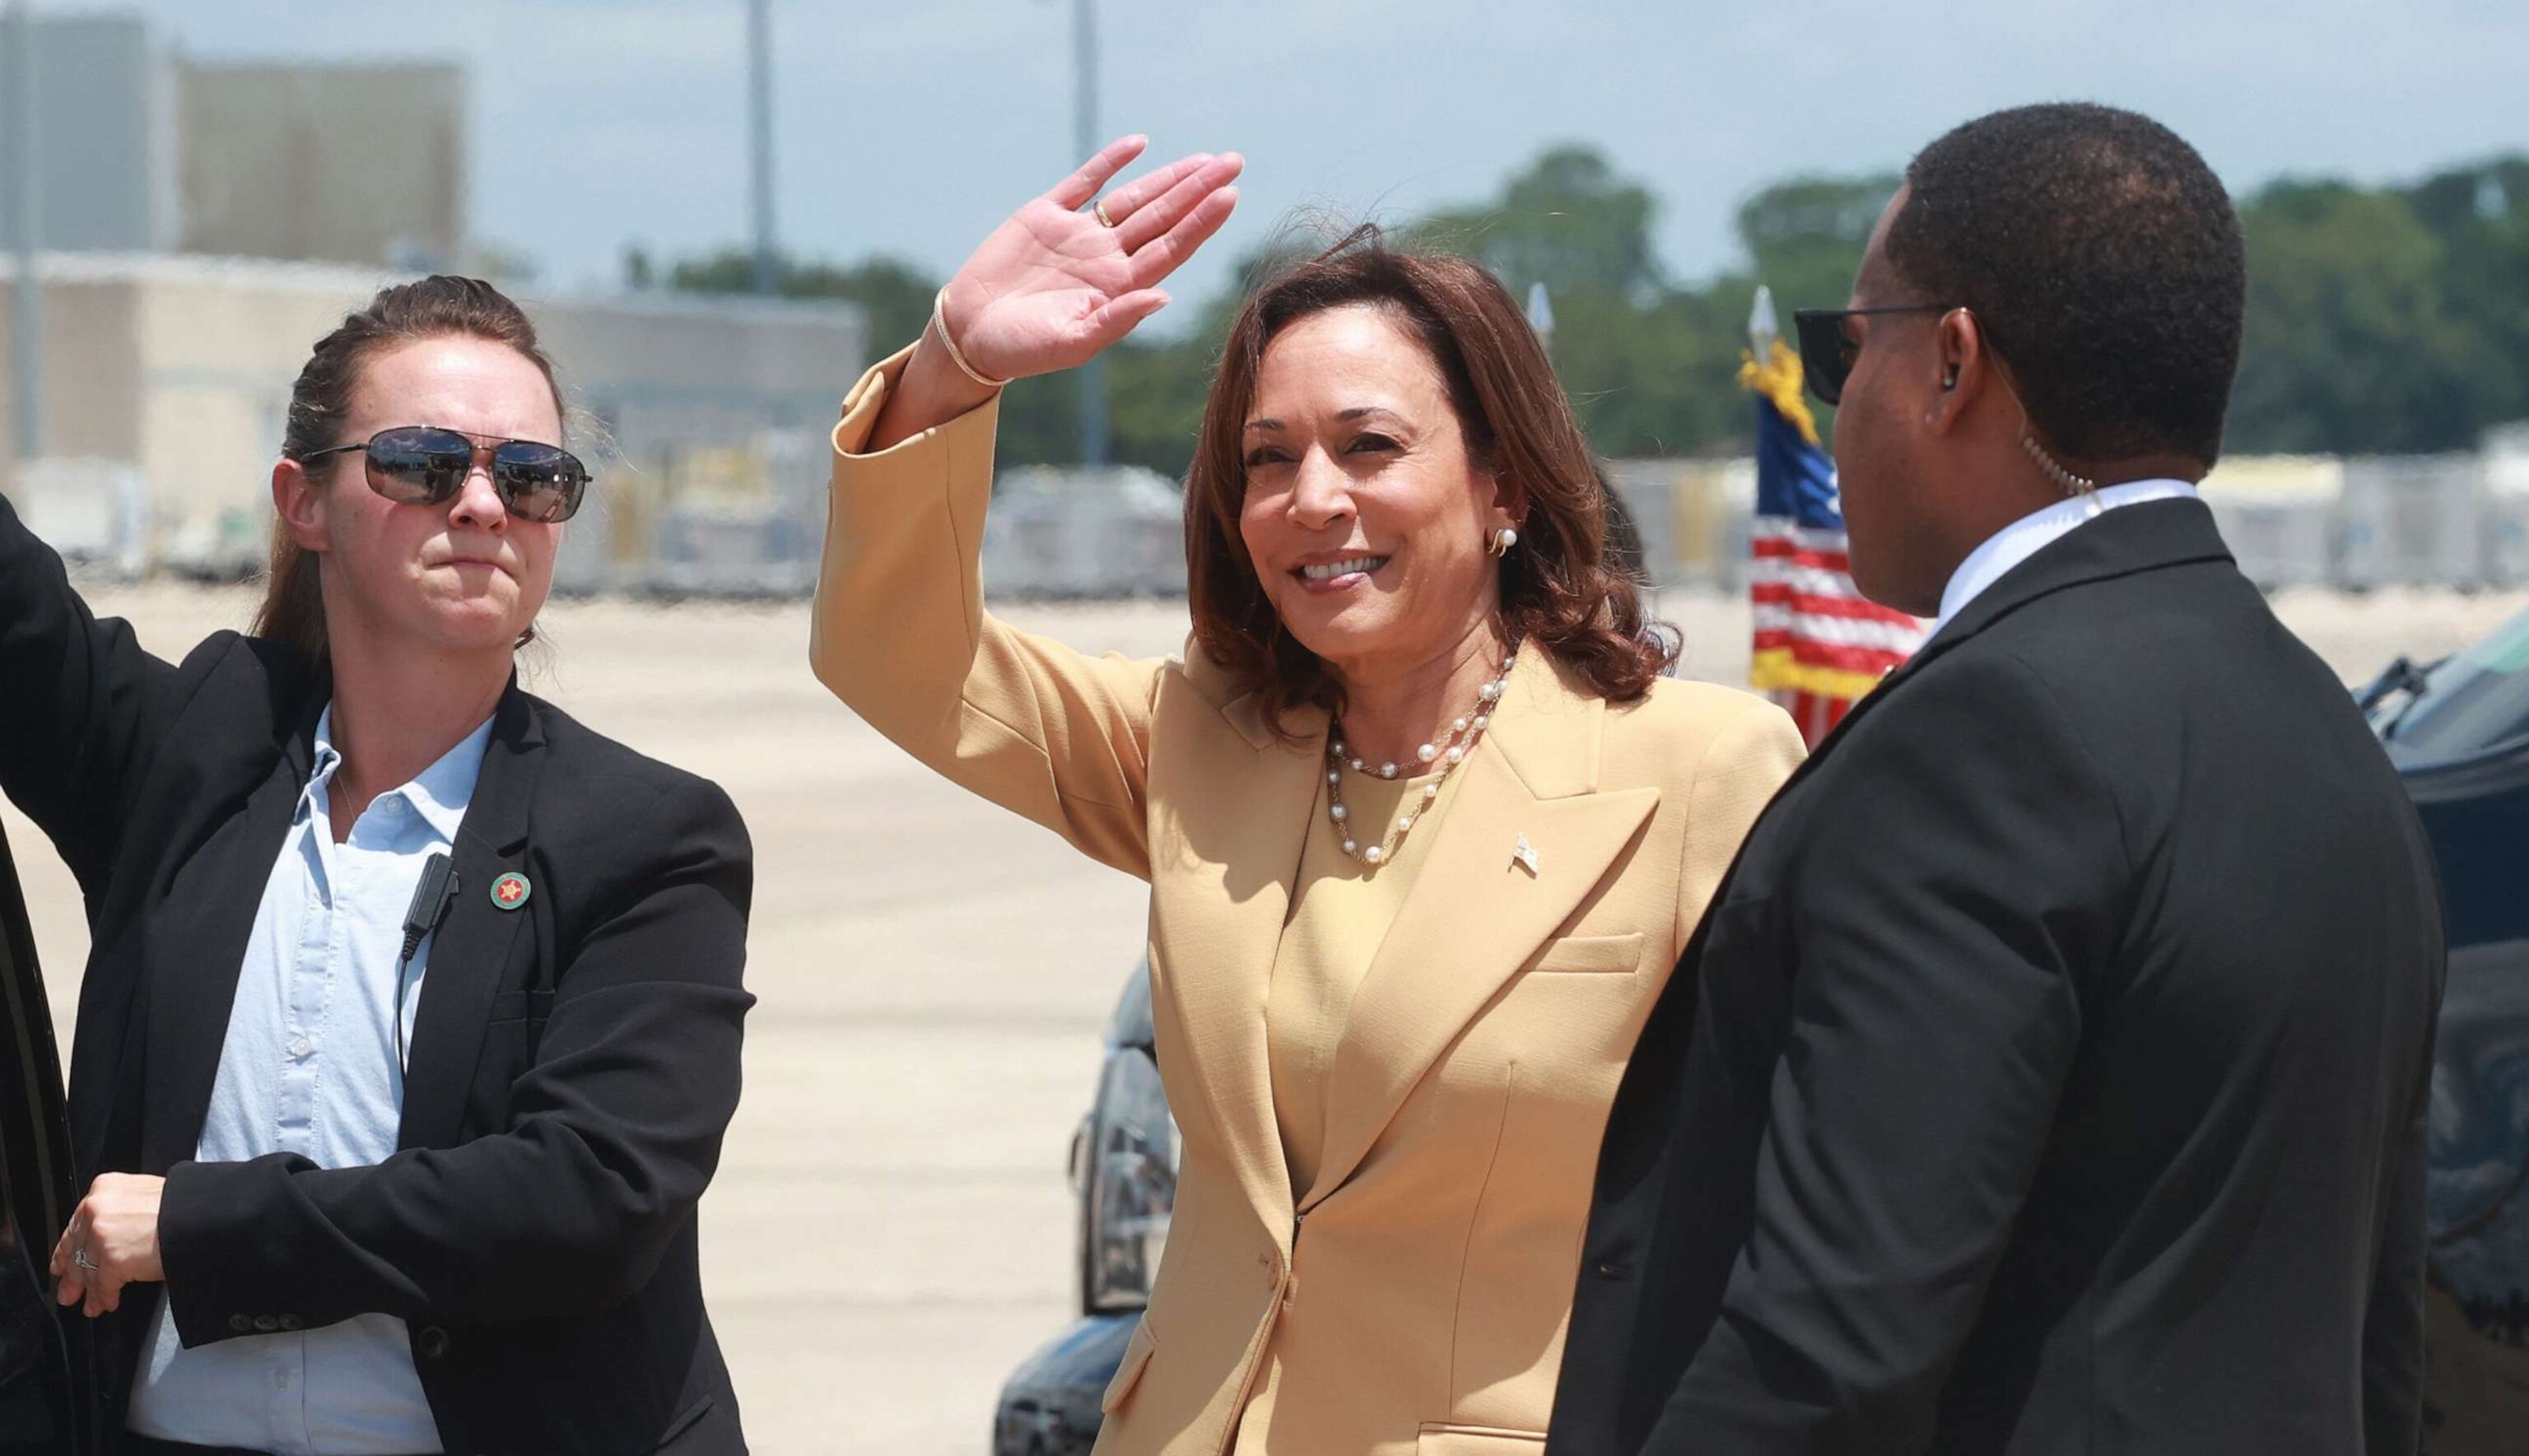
left=747, top=0, right=778, bottom=297
left=1074, top=0, right=1109, bottom=469
left=7, top=0, right=41, bottom=468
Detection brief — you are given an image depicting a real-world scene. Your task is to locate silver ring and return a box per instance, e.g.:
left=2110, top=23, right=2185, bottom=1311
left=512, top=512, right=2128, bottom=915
left=1092, top=198, right=1117, bottom=229
left=72, top=1247, right=100, bottom=1273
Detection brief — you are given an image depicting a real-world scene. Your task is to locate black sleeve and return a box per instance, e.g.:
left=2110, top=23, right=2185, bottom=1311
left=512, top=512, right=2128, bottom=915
left=2360, top=1095, right=2429, bottom=1456
left=156, top=775, right=755, bottom=1333
left=0, top=491, right=182, bottom=891
left=1642, top=652, right=2125, bottom=1455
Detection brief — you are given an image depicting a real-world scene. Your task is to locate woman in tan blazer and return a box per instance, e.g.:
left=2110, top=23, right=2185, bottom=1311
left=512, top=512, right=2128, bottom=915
left=812, top=140, right=1804, bottom=1456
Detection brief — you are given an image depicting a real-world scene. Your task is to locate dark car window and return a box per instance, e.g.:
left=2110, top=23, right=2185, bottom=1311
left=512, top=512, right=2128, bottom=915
left=0, top=823, right=79, bottom=1454
left=2375, top=607, right=2529, bottom=765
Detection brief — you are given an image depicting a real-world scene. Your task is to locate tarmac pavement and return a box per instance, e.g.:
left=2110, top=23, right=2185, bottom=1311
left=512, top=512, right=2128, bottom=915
left=7, top=579, right=2522, bottom=1454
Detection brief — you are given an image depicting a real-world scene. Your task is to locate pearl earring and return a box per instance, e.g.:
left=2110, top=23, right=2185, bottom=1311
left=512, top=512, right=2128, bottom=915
left=1488, top=527, right=1519, bottom=558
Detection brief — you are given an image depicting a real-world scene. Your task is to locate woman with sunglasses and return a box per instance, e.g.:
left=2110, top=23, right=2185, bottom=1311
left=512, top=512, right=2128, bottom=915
left=4, top=275, right=754, bottom=1455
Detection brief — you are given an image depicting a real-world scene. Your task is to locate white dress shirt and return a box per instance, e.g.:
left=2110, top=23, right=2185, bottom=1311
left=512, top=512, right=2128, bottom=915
left=1933, top=478, right=2201, bottom=636
left=124, top=705, right=494, bottom=1456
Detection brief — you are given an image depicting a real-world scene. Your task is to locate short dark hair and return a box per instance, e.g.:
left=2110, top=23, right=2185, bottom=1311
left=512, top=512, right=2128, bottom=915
left=1883, top=103, right=2245, bottom=465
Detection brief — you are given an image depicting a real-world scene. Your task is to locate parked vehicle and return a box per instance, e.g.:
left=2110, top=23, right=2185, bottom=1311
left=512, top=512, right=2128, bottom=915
left=992, top=966, right=1171, bottom=1456
left=2361, top=607, right=2529, bottom=1452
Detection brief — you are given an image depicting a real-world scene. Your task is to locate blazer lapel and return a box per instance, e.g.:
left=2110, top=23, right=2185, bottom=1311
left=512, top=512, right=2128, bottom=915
left=1144, top=676, right=1320, bottom=1241
left=138, top=706, right=323, bottom=1171
left=1302, top=654, right=1658, bottom=1210
left=398, top=683, right=543, bottom=1151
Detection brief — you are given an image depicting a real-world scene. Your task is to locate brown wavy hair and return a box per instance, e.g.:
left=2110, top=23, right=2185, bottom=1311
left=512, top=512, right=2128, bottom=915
left=254, top=276, right=566, bottom=663
left=1185, top=227, right=1675, bottom=729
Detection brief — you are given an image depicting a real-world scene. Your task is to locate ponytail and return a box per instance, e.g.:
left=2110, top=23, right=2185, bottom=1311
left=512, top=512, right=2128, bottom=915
left=254, top=522, right=329, bottom=661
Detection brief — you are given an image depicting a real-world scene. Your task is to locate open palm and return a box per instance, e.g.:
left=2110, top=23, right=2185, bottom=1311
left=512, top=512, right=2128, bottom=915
left=941, top=137, right=1243, bottom=384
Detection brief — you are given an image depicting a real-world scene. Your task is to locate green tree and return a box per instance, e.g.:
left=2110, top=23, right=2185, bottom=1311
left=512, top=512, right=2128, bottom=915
left=2229, top=179, right=2502, bottom=454
left=667, top=249, right=941, bottom=361
left=651, top=145, right=2529, bottom=471
left=2401, top=158, right=2529, bottom=440
left=1410, top=146, right=1747, bottom=456
left=1411, top=145, right=1666, bottom=302
left=1734, top=174, right=1898, bottom=317
left=659, top=151, right=1893, bottom=471
left=1402, top=152, right=1902, bottom=457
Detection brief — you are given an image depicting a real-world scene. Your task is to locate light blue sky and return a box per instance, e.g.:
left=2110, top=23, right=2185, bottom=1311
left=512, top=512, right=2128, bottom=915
left=111, top=0, right=2529, bottom=336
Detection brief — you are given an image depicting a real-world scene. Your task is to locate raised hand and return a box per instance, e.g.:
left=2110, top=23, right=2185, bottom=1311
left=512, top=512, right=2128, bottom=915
left=941, top=137, right=1245, bottom=384
left=868, top=137, right=1242, bottom=450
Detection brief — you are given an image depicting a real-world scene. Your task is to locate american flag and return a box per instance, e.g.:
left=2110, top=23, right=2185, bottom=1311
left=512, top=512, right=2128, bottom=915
left=1741, top=324, right=1927, bottom=747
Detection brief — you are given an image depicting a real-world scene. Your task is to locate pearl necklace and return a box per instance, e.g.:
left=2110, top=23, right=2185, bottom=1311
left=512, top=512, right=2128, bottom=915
left=1325, top=644, right=1517, bottom=868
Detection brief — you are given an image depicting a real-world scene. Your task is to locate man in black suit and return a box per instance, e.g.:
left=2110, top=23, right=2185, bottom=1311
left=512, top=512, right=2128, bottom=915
left=1549, top=104, right=2444, bottom=1456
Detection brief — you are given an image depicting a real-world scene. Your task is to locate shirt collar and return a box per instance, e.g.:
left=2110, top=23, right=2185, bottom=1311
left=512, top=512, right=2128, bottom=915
left=1934, top=477, right=2201, bottom=635
left=306, top=703, right=499, bottom=841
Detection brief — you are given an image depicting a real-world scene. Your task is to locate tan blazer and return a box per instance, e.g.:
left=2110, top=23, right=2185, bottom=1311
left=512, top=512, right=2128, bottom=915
left=812, top=350, right=1804, bottom=1456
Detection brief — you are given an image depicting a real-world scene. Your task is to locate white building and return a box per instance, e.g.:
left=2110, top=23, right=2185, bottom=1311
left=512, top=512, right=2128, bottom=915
left=0, top=253, right=863, bottom=584
left=0, top=12, right=864, bottom=590
left=0, top=12, right=461, bottom=268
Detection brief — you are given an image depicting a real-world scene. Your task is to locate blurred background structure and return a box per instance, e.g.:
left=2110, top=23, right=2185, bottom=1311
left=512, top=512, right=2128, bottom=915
left=0, top=9, right=864, bottom=588
left=5, top=6, right=2528, bottom=599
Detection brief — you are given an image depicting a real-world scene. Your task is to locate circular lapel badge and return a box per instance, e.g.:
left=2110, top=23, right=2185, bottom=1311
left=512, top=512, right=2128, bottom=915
left=490, top=871, right=533, bottom=912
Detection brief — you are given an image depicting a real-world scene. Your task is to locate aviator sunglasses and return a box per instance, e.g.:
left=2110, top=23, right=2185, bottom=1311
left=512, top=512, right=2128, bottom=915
left=1791, top=305, right=1972, bottom=407
left=301, top=425, right=590, bottom=523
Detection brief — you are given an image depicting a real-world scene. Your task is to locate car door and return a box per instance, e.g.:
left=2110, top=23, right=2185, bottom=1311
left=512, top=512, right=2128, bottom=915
left=2365, top=608, right=2529, bottom=1449
left=0, top=818, right=86, bottom=1454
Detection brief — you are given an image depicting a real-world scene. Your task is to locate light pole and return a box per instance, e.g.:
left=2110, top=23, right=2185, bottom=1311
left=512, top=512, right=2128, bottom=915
left=1074, top=0, right=1108, bottom=468
left=7, top=0, right=40, bottom=464
left=747, top=0, right=777, bottom=296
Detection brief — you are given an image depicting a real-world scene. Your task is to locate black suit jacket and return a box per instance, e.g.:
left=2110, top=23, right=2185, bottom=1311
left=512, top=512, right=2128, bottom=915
left=1549, top=500, right=2444, bottom=1456
left=0, top=497, right=756, bottom=1456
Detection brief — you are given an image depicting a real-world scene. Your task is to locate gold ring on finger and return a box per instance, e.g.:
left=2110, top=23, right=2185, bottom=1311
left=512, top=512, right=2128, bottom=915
left=1092, top=198, right=1117, bottom=229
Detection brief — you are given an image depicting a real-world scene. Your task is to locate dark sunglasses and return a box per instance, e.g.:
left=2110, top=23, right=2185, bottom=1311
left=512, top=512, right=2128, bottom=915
left=301, top=426, right=589, bottom=524
left=1791, top=306, right=1962, bottom=407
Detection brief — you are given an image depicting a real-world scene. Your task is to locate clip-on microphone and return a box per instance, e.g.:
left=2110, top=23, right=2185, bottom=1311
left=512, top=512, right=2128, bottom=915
left=395, top=852, right=459, bottom=1072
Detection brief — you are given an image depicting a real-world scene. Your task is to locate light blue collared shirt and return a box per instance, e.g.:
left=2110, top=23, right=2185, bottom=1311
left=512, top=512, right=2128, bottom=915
left=125, top=705, right=495, bottom=1456
left=1933, top=477, right=2202, bottom=636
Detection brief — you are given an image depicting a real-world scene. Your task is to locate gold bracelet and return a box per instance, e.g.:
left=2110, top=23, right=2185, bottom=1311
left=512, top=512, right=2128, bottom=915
left=930, top=288, right=1011, bottom=391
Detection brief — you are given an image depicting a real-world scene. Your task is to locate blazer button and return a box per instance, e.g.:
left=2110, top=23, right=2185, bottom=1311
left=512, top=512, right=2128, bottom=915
left=252, top=1314, right=279, bottom=1333
left=416, top=1325, right=451, bottom=1360
left=228, top=1314, right=254, bottom=1333
left=277, top=1314, right=304, bottom=1332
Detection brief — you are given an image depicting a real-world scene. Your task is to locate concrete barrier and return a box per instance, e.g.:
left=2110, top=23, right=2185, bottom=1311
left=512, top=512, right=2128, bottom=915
left=2199, top=454, right=2340, bottom=591
left=2339, top=454, right=2487, bottom=591
left=980, top=466, right=1186, bottom=598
